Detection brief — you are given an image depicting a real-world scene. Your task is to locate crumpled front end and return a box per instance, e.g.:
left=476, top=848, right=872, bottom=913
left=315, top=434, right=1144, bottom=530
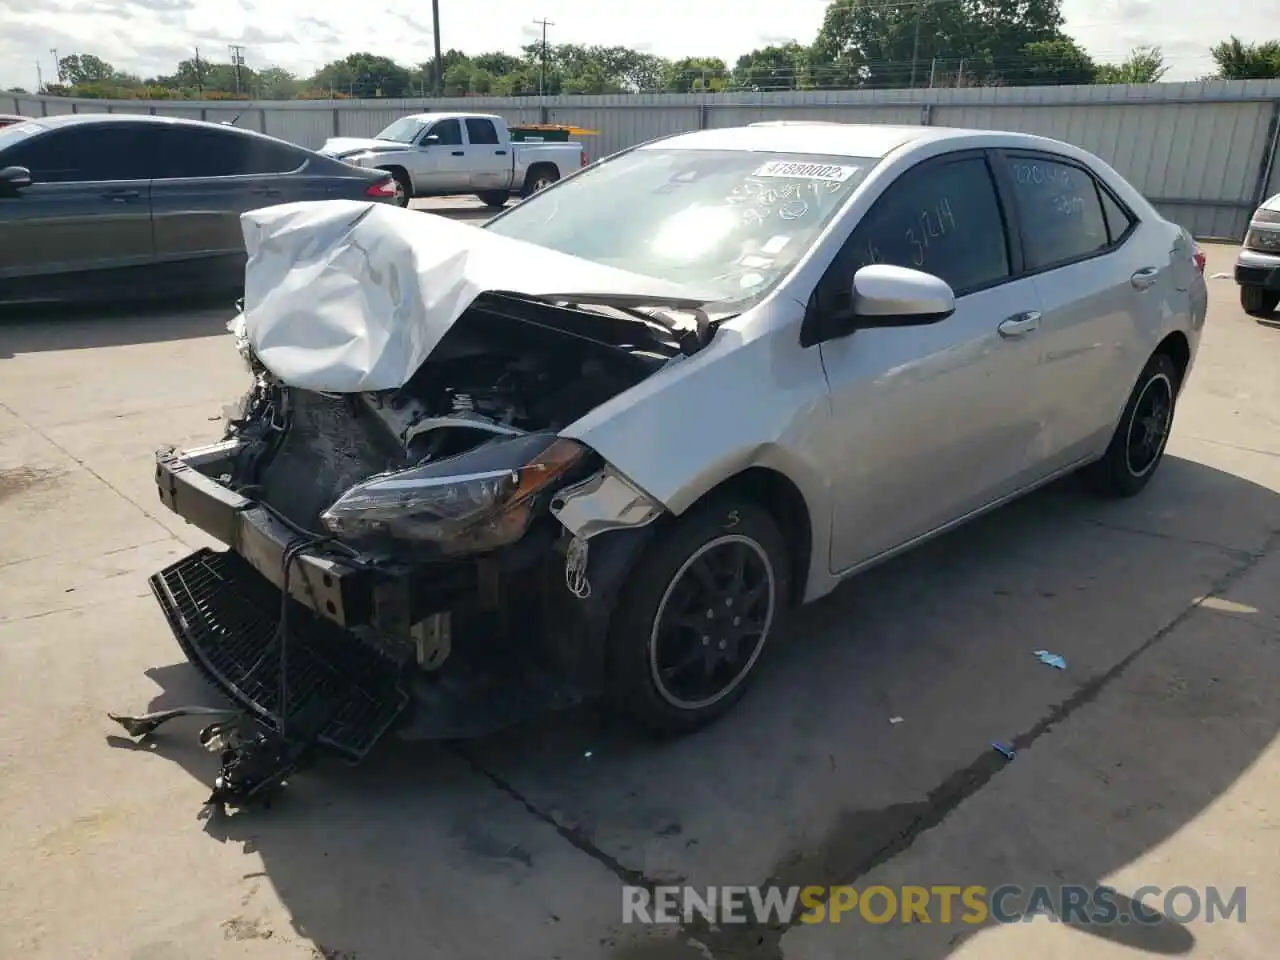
left=141, top=288, right=676, bottom=785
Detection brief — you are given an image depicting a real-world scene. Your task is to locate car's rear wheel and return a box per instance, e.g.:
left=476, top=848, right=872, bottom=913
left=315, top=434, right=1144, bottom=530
left=605, top=497, right=789, bottom=736
left=1081, top=352, right=1179, bottom=498
left=477, top=191, right=508, bottom=209
left=521, top=165, right=560, bottom=198
left=1240, top=284, right=1279, bottom=318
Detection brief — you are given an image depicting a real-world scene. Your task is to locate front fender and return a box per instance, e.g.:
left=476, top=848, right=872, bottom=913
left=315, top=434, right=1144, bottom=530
left=560, top=307, right=831, bottom=541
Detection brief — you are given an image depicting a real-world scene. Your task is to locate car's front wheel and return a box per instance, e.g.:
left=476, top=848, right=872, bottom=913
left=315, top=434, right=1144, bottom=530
left=1240, top=284, right=1279, bottom=318
left=1081, top=352, right=1179, bottom=498
left=606, top=498, right=790, bottom=736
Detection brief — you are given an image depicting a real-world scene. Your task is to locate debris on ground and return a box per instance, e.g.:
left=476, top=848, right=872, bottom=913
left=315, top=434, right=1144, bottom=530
left=1033, top=649, right=1067, bottom=670
left=992, top=741, right=1016, bottom=761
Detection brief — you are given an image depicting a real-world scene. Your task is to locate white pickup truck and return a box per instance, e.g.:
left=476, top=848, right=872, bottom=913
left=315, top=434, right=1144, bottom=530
left=319, top=112, right=586, bottom=209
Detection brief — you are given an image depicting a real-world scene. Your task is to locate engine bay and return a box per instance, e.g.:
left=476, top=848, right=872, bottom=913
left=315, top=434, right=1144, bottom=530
left=226, top=294, right=677, bottom=531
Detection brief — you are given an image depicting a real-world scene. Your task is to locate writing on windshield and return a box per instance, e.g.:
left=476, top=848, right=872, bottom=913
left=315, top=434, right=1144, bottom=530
left=484, top=148, right=876, bottom=307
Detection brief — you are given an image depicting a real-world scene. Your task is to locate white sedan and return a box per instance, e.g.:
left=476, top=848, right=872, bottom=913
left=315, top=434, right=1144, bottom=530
left=135, top=122, right=1208, bottom=799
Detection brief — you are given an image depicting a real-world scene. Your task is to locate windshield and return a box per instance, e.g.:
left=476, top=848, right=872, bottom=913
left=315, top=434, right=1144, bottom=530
left=375, top=118, right=427, bottom=143
left=484, top=147, right=876, bottom=305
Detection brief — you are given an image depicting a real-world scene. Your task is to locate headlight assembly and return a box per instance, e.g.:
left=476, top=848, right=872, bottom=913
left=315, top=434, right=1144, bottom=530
left=319, top=434, right=589, bottom=555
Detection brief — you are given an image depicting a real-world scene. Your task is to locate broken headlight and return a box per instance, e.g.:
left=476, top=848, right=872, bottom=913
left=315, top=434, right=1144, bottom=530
left=319, top=434, right=588, bottom=555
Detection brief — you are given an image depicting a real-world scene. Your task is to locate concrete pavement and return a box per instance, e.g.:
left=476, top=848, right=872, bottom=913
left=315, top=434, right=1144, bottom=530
left=0, top=243, right=1276, bottom=960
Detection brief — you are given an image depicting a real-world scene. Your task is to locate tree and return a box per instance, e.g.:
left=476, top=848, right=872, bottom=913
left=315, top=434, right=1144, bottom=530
left=734, top=43, right=813, bottom=91
left=255, top=66, right=299, bottom=99
left=662, top=57, right=729, bottom=92
left=308, top=53, right=412, bottom=98
left=57, top=53, right=116, bottom=85
left=812, top=0, right=1074, bottom=88
left=472, top=52, right=522, bottom=77
left=1095, top=46, right=1168, bottom=84
left=1210, top=36, right=1280, bottom=79
left=1016, top=38, right=1096, bottom=86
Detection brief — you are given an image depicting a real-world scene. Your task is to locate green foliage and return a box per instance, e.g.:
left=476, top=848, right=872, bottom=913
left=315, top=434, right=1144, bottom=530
left=1095, top=46, right=1169, bottom=84
left=32, top=22, right=1280, bottom=103
left=1210, top=36, right=1280, bottom=79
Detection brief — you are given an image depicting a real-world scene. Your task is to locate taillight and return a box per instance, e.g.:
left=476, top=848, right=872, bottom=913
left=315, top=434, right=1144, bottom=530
left=366, top=177, right=397, bottom=199
left=580, top=150, right=588, bottom=168
left=1193, top=244, right=1205, bottom=274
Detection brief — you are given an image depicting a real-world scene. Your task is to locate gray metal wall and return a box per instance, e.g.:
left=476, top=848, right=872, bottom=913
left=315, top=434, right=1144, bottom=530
left=11, top=79, right=1280, bottom=240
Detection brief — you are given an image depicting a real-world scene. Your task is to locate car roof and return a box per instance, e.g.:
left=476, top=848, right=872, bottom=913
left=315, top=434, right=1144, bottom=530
left=400, top=112, right=502, bottom=123
left=646, top=122, right=1080, bottom=161
left=10, top=111, right=301, bottom=143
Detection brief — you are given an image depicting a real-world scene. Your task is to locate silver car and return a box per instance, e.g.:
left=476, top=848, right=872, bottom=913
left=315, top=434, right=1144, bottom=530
left=135, top=123, right=1207, bottom=796
left=1236, top=191, right=1280, bottom=319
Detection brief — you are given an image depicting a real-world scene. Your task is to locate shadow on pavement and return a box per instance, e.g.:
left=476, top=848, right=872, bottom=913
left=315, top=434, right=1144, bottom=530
left=0, top=295, right=235, bottom=358
left=114, top=456, right=1280, bottom=960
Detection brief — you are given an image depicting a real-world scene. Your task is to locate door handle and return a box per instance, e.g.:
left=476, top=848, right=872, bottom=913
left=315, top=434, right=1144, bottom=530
left=451, top=150, right=464, bottom=156
left=102, top=189, right=140, bottom=202
left=495, top=149, right=507, bottom=155
left=1130, top=266, right=1159, bottom=290
left=997, top=311, right=1041, bottom=338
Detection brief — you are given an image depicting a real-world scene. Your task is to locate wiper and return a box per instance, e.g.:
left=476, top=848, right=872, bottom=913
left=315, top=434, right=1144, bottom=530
left=538, top=291, right=718, bottom=356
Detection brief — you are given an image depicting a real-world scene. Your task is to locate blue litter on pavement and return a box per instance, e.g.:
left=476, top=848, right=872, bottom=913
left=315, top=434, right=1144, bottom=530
left=1034, top=650, right=1067, bottom=670
left=992, top=741, right=1016, bottom=761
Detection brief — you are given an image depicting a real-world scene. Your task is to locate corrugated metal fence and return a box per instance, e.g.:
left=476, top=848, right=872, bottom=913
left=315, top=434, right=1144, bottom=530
left=11, top=79, right=1280, bottom=240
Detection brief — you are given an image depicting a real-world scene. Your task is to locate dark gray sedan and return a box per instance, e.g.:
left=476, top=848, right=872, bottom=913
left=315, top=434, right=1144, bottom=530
left=0, top=114, right=398, bottom=306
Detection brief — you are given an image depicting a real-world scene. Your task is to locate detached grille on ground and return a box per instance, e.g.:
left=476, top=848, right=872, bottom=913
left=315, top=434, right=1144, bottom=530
left=149, top=548, right=408, bottom=761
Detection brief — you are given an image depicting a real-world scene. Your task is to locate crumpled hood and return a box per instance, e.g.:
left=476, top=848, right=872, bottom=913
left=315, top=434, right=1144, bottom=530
left=319, top=137, right=402, bottom=157
left=239, top=199, right=706, bottom=393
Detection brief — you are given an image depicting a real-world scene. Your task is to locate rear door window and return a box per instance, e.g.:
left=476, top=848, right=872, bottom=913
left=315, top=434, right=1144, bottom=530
left=152, top=126, right=308, bottom=179
left=465, top=118, right=500, bottom=145
left=1001, top=155, right=1112, bottom=269
left=837, top=154, right=1012, bottom=296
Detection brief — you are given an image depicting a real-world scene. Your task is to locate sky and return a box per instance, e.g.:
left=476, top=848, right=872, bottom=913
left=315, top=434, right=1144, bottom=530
left=0, top=0, right=1275, bottom=92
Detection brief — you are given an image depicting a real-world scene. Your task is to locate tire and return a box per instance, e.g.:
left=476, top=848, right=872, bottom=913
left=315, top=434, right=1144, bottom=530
left=477, top=191, right=509, bottom=209
left=1240, top=284, right=1279, bottom=318
left=605, top=497, right=791, bottom=737
left=385, top=168, right=412, bottom=208
left=521, top=165, right=560, bottom=198
left=1081, top=352, right=1179, bottom=498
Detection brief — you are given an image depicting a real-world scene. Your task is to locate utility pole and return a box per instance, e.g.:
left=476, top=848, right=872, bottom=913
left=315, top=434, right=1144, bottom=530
left=50, top=49, right=61, bottom=82
left=36, top=61, right=44, bottom=92
left=228, top=44, right=246, bottom=95
left=928, top=57, right=937, bottom=88
left=194, top=47, right=204, bottom=95
left=908, top=5, right=922, bottom=88
left=431, top=0, right=443, bottom=96
left=533, top=18, right=554, bottom=96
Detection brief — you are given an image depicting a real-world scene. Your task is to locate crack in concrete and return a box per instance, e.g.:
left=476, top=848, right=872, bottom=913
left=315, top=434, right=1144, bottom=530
left=458, top=526, right=1280, bottom=960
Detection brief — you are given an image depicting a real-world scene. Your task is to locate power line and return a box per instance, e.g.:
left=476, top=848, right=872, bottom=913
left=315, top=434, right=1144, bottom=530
left=533, top=17, right=554, bottom=96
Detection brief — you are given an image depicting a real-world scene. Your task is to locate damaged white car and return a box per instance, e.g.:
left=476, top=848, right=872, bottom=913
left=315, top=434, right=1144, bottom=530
left=117, top=123, right=1207, bottom=805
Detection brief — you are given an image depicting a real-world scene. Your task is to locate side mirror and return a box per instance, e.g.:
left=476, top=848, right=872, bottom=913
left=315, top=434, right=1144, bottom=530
left=849, top=264, right=955, bottom=328
left=422, top=134, right=440, bottom=146
left=0, top=165, right=32, bottom=191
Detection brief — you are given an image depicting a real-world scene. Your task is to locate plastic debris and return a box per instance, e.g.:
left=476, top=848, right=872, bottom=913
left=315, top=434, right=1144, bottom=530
left=889, top=716, right=905, bottom=725
left=584, top=751, right=593, bottom=759
left=992, top=741, right=1016, bottom=761
left=1033, top=649, right=1067, bottom=670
